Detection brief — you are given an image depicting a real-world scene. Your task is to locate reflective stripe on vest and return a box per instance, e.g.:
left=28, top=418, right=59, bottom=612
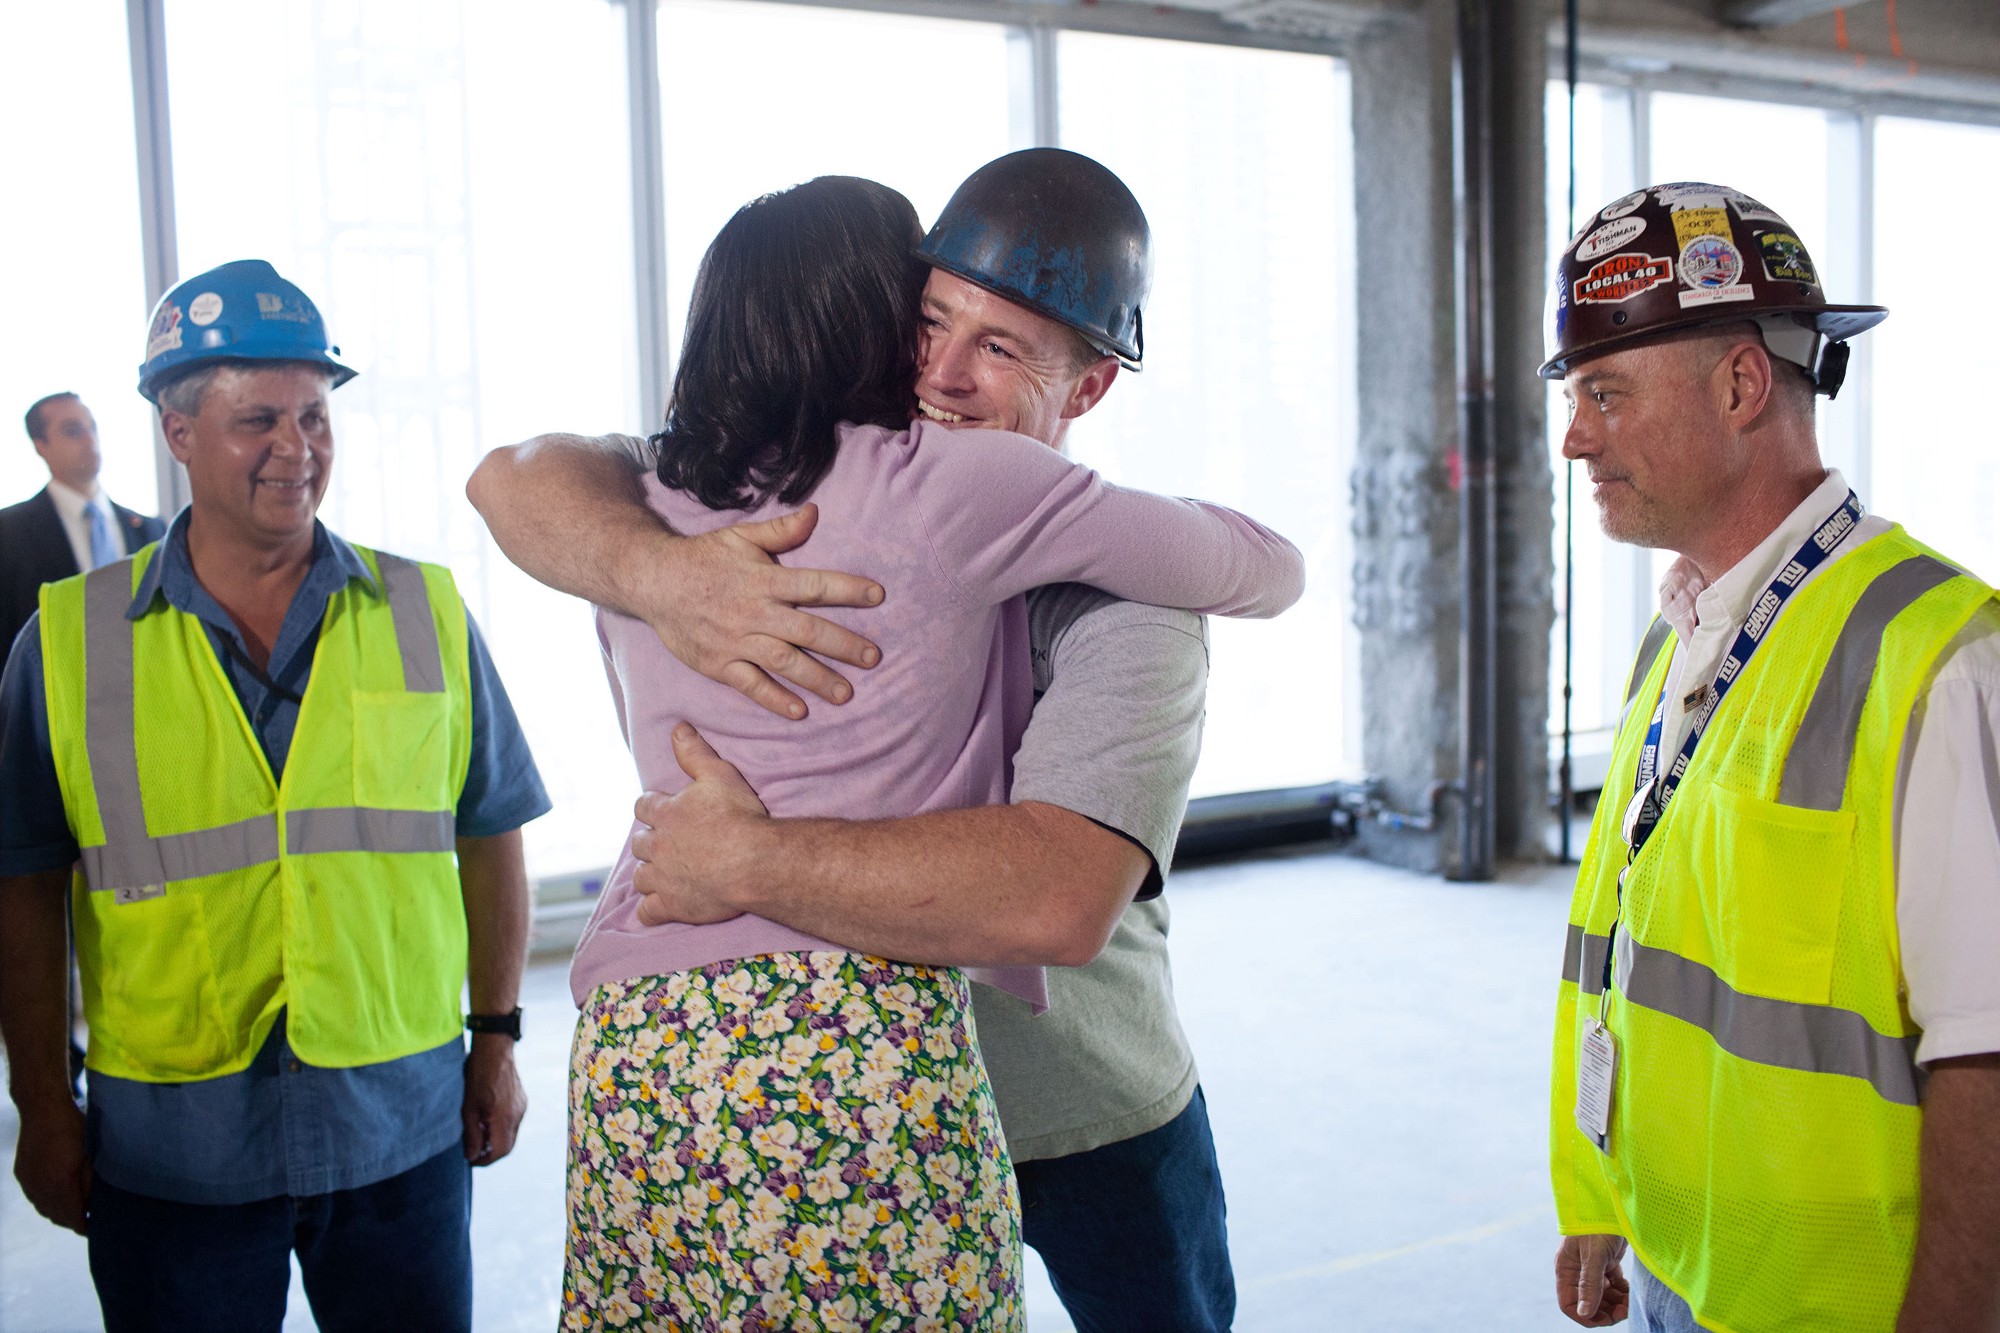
left=1778, top=555, right=1958, bottom=810
left=1562, top=923, right=1922, bottom=1106
left=76, top=552, right=452, bottom=897
left=1619, top=616, right=1674, bottom=729
left=1564, top=554, right=1958, bottom=1106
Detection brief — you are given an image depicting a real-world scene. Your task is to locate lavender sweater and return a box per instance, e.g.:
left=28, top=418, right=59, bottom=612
left=569, top=420, right=1304, bottom=1011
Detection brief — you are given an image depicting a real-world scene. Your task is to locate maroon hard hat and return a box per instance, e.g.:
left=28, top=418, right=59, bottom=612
left=1541, top=182, right=1887, bottom=397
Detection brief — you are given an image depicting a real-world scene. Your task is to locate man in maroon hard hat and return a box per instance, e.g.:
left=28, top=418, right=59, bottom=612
left=470, top=151, right=1240, bottom=1332
left=1543, top=183, right=2000, bottom=1332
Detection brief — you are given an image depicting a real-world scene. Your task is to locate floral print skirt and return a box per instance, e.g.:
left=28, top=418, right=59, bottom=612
left=563, top=952, right=1023, bottom=1332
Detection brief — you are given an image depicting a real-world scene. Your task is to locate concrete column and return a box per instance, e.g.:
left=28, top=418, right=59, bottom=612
left=1348, top=0, right=1552, bottom=870
left=1491, top=0, right=1556, bottom=861
left=1348, top=3, right=1459, bottom=872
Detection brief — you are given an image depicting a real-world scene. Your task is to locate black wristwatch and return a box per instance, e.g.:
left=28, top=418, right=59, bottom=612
left=466, top=1007, right=522, bottom=1041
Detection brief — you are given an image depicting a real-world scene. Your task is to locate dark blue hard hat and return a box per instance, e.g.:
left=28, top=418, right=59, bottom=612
left=138, top=259, right=357, bottom=404
left=920, top=149, right=1151, bottom=371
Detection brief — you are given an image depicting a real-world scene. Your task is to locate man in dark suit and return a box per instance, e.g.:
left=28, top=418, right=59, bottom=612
left=1, top=393, right=167, bottom=664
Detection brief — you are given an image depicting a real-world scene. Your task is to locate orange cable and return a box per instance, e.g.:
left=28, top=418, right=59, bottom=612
left=1885, top=0, right=1918, bottom=75
left=1834, top=7, right=1865, bottom=68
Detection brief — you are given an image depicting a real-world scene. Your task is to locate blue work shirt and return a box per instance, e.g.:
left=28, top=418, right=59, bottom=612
left=0, top=512, right=551, bottom=1204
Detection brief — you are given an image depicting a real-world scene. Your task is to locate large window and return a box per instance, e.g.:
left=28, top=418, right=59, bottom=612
left=657, top=0, right=1014, bottom=361
left=0, top=5, right=155, bottom=516
left=166, top=0, right=642, bottom=876
left=1872, top=117, right=2000, bottom=583
left=1060, top=34, right=1357, bottom=795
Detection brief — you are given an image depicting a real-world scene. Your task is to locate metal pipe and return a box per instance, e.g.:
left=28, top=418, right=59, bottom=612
left=622, top=0, right=674, bottom=432
left=1559, top=0, right=1579, bottom=863
left=1449, top=0, right=1498, bottom=881
left=126, top=0, right=190, bottom=517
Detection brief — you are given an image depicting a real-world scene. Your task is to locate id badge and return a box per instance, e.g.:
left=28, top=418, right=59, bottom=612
left=1575, top=1020, right=1617, bottom=1152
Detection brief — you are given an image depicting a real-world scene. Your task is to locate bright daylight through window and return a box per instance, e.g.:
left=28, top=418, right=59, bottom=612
left=1061, top=34, right=1357, bottom=796
left=0, top=4, right=154, bottom=517
left=165, top=0, right=640, bottom=876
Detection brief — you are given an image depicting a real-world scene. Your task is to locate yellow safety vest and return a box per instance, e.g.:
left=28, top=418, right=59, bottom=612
left=1551, top=526, right=1994, bottom=1333
left=39, top=541, right=473, bottom=1083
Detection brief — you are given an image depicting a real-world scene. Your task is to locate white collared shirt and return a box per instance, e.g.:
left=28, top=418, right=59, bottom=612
left=45, top=478, right=126, bottom=572
left=1640, top=469, right=2000, bottom=1064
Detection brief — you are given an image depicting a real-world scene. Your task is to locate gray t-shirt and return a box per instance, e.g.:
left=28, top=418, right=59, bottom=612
left=974, top=583, right=1208, bottom=1163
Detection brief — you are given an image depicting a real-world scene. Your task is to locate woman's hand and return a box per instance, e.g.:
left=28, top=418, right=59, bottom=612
left=631, top=725, right=768, bottom=927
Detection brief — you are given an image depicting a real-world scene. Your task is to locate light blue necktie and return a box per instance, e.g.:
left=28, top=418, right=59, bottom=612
left=86, top=500, right=120, bottom=569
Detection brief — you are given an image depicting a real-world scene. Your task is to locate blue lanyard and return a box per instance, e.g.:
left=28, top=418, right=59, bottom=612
left=1627, top=490, right=1863, bottom=855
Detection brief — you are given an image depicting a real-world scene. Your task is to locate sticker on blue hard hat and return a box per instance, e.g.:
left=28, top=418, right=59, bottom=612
left=256, top=290, right=313, bottom=323
left=146, top=303, right=184, bottom=360
left=189, top=292, right=223, bottom=326
left=1759, top=232, right=1818, bottom=286
left=1576, top=216, right=1647, bottom=262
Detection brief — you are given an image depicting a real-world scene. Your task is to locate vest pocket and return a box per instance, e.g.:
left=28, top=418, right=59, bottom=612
left=351, top=691, right=450, bottom=809
left=80, top=888, right=232, bottom=1077
left=1693, top=785, right=1855, bottom=1006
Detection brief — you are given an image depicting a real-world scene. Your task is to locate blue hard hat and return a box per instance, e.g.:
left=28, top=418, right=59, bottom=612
left=920, top=149, right=1151, bottom=370
left=138, top=259, right=357, bottom=404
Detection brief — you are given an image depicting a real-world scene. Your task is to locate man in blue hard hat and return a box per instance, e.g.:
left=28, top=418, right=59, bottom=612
left=470, top=149, right=1237, bottom=1332
left=0, top=259, right=550, bottom=1333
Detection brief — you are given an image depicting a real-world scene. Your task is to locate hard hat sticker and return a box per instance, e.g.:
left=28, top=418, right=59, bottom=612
left=1679, top=284, right=1756, bottom=309
left=1671, top=206, right=1732, bottom=252
left=1600, top=190, right=1649, bottom=222
left=1574, top=253, right=1674, bottom=304
left=1654, top=185, right=1727, bottom=209
left=1679, top=236, right=1743, bottom=291
left=1759, top=232, right=1819, bottom=286
left=1576, top=216, right=1647, bottom=262
left=1730, top=194, right=1787, bottom=226
left=146, top=303, right=184, bottom=361
left=255, top=291, right=314, bottom=323
left=189, top=292, right=223, bottom=326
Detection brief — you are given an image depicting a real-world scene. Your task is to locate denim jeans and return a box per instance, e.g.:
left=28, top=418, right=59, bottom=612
left=88, top=1143, right=472, bottom=1333
left=1631, top=1256, right=1705, bottom=1333
left=1014, top=1085, right=1235, bottom=1333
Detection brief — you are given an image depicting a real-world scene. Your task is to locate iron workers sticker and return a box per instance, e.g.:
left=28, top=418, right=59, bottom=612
left=1574, top=252, right=1673, bottom=304
left=1575, top=215, right=1647, bottom=262
left=1759, top=231, right=1818, bottom=285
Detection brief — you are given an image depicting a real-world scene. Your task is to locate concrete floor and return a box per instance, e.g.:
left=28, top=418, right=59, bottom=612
left=0, top=845, right=1581, bottom=1331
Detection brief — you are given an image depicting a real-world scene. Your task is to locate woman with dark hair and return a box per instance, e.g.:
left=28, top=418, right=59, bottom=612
left=560, top=177, right=1301, bottom=1330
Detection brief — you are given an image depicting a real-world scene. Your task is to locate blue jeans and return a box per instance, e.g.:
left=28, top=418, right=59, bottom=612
left=1014, top=1085, right=1235, bottom=1333
left=88, top=1143, right=472, bottom=1333
left=1631, top=1256, right=1705, bottom=1333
